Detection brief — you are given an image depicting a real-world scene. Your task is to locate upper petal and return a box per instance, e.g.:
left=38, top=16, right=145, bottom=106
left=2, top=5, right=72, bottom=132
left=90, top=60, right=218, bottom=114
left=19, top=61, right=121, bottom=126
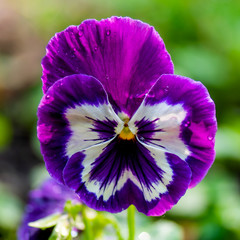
left=37, top=74, right=123, bottom=183
left=42, top=17, right=173, bottom=116
left=129, top=74, right=217, bottom=187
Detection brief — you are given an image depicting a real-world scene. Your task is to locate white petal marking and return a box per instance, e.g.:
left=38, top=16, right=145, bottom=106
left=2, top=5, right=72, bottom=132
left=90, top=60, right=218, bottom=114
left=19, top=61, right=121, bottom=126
left=80, top=138, right=173, bottom=202
left=65, top=103, right=123, bottom=157
left=66, top=101, right=184, bottom=203
left=129, top=101, right=190, bottom=160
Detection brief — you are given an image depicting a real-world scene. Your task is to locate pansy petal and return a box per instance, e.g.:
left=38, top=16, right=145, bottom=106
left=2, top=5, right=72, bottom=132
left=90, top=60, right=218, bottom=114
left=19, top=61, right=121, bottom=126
left=18, top=178, right=80, bottom=240
left=42, top=17, right=173, bottom=116
left=37, top=74, right=122, bottom=183
left=63, top=136, right=191, bottom=216
left=129, top=74, right=217, bottom=188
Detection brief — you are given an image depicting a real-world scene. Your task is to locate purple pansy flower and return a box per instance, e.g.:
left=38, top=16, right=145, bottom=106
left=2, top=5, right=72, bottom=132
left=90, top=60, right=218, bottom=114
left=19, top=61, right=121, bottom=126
left=18, top=178, right=81, bottom=240
left=37, top=17, right=217, bottom=216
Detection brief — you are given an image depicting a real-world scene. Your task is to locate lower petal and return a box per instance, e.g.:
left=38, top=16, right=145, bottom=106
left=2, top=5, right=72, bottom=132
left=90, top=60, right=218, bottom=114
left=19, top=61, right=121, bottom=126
left=63, top=138, right=191, bottom=216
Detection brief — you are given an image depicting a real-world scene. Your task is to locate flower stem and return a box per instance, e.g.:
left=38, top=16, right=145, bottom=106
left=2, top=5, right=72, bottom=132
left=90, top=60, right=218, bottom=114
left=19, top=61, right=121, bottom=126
left=127, top=205, right=135, bottom=240
left=82, top=205, right=93, bottom=240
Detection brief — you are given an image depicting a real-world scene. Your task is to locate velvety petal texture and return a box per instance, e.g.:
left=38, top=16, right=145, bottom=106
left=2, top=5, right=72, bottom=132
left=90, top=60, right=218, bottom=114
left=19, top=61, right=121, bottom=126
left=42, top=16, right=173, bottom=116
left=38, top=17, right=217, bottom=216
left=38, top=74, right=122, bottom=183
left=130, top=74, right=217, bottom=188
left=18, top=178, right=80, bottom=240
left=63, top=140, right=191, bottom=215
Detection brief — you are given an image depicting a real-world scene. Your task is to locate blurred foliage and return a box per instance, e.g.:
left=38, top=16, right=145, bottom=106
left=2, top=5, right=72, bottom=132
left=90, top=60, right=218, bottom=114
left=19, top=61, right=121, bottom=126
left=0, top=0, right=240, bottom=239
left=0, top=183, right=23, bottom=240
left=0, top=113, right=12, bottom=150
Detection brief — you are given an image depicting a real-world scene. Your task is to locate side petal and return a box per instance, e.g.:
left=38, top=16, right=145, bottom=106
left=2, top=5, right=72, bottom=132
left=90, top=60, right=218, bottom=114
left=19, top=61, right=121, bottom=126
left=129, top=74, right=217, bottom=188
left=42, top=17, right=173, bottom=116
left=37, top=74, right=122, bottom=183
left=63, top=137, right=191, bottom=216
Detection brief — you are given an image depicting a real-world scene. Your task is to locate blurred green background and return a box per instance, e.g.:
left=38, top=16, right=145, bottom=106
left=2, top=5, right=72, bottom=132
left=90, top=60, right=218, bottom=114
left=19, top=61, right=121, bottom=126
left=0, top=0, right=240, bottom=239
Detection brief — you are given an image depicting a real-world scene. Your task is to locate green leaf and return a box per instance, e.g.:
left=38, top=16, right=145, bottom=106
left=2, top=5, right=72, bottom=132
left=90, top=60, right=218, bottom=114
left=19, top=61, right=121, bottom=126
left=48, top=228, right=59, bottom=240
left=94, top=213, right=124, bottom=240
left=28, top=213, right=61, bottom=229
left=48, top=214, right=75, bottom=240
left=64, top=200, right=82, bottom=220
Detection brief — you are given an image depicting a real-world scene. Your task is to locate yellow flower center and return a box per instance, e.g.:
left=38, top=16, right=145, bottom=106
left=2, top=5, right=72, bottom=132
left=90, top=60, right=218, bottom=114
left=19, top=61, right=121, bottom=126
left=119, top=122, right=135, bottom=140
